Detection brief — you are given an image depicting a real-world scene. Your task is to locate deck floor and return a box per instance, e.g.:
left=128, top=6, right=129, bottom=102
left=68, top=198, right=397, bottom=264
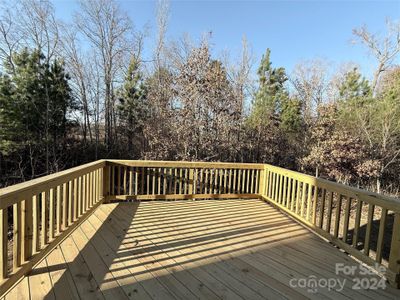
left=4, top=199, right=400, bottom=300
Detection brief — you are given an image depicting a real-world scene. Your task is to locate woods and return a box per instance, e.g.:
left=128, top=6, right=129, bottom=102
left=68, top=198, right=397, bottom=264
left=0, top=0, right=399, bottom=197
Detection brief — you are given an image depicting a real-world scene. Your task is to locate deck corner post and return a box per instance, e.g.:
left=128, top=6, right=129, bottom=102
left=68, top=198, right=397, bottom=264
left=103, top=162, right=110, bottom=203
left=258, top=165, right=267, bottom=197
left=387, top=212, right=400, bottom=288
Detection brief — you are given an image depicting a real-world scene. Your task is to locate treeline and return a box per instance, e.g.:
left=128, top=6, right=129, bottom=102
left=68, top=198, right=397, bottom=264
left=0, top=0, right=399, bottom=195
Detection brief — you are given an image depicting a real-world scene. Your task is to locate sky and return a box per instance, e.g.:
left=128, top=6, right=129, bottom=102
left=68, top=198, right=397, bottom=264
left=54, top=0, right=400, bottom=80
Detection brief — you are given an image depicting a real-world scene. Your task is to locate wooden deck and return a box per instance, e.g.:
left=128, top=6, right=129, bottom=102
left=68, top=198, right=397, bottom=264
left=4, top=199, right=400, bottom=300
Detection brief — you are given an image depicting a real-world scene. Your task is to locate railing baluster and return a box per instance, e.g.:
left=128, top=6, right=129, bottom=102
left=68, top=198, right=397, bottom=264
left=282, top=176, right=287, bottom=206
left=88, top=173, right=91, bottom=209
left=318, top=189, right=326, bottom=228
left=223, top=169, right=227, bottom=194
left=0, top=208, right=8, bottom=280
left=209, top=169, right=213, bottom=194
left=215, top=169, right=219, bottom=194
left=228, top=169, right=233, bottom=194
left=245, top=169, right=249, bottom=193
left=68, top=181, right=73, bottom=226
left=238, top=170, right=242, bottom=194
left=300, top=183, right=307, bottom=217
left=242, top=169, right=246, bottom=194
left=364, top=203, right=375, bottom=256
left=117, top=166, right=121, bottom=195
left=49, top=188, right=55, bottom=241
left=13, top=202, right=21, bottom=269
left=172, top=168, right=176, bottom=194
left=189, top=169, right=194, bottom=194
left=146, top=168, right=150, bottom=195
left=123, top=167, right=127, bottom=195
left=342, top=196, right=351, bottom=243
left=74, top=178, right=78, bottom=220
left=82, top=175, right=86, bottom=214
left=295, top=180, right=301, bottom=214
left=56, top=186, right=61, bottom=235
left=290, top=179, right=296, bottom=212
left=312, top=186, right=318, bottom=224
left=193, top=169, right=197, bottom=194
left=32, top=195, right=39, bottom=253
left=41, top=191, right=47, bottom=248
left=162, top=168, right=167, bottom=194
left=306, top=184, right=312, bottom=221
left=218, top=169, right=223, bottom=194
left=20, top=200, right=27, bottom=263
left=135, top=168, right=139, bottom=195
left=326, top=191, right=334, bottom=233
left=333, top=194, right=342, bottom=238
left=352, top=198, right=362, bottom=247
left=129, top=167, right=133, bottom=195
left=376, top=208, right=387, bottom=263
left=286, top=177, right=291, bottom=209
left=85, top=174, right=89, bottom=211
left=253, top=170, right=258, bottom=194
left=152, top=168, right=156, bottom=195
left=111, top=165, right=115, bottom=195
left=77, top=177, right=82, bottom=217
left=141, top=167, right=145, bottom=194
left=233, top=169, right=237, bottom=193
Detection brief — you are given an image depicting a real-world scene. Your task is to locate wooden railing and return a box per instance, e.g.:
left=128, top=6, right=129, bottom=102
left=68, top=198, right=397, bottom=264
left=0, top=159, right=400, bottom=294
left=260, top=164, right=400, bottom=289
left=104, top=160, right=264, bottom=201
left=0, top=160, right=106, bottom=295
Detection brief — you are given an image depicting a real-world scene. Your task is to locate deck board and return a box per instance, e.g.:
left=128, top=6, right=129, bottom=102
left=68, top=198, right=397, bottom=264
left=4, top=199, right=400, bottom=299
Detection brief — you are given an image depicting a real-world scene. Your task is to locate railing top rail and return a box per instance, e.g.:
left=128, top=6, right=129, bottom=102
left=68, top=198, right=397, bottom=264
left=107, top=159, right=265, bottom=170
left=0, top=160, right=106, bottom=208
left=265, top=163, right=400, bottom=212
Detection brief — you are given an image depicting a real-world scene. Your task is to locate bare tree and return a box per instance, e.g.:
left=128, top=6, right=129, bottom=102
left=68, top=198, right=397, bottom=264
left=290, top=59, right=331, bottom=123
left=75, top=0, right=133, bottom=151
left=352, top=19, right=400, bottom=95
left=155, top=0, right=169, bottom=69
left=59, top=26, right=94, bottom=144
left=0, top=2, right=20, bottom=73
left=17, top=0, right=60, bottom=63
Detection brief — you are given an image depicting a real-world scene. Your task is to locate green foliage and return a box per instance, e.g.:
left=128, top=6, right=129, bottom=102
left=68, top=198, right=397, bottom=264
left=0, top=48, right=73, bottom=178
left=0, top=75, right=19, bottom=154
left=339, top=67, right=371, bottom=100
left=280, top=97, right=303, bottom=133
left=117, top=57, right=148, bottom=156
left=118, top=57, right=148, bottom=128
left=248, top=49, right=288, bottom=128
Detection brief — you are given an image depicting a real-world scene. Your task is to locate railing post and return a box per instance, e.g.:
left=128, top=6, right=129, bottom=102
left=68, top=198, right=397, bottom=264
left=258, top=167, right=265, bottom=196
left=103, top=162, right=110, bottom=203
left=189, top=169, right=194, bottom=194
left=387, top=212, right=400, bottom=288
left=258, top=165, right=268, bottom=196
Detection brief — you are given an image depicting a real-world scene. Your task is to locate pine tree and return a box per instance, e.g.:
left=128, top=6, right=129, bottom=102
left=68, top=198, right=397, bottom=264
left=117, top=57, right=148, bottom=157
left=339, top=67, right=370, bottom=100
left=0, top=49, right=72, bottom=179
left=248, top=48, right=288, bottom=128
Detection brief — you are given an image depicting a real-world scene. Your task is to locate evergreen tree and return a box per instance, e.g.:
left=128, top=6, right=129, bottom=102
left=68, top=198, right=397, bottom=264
left=0, top=48, right=72, bottom=179
left=248, top=48, right=288, bottom=127
left=339, top=67, right=370, bottom=100
left=117, top=57, right=148, bottom=157
left=280, top=97, right=302, bottom=133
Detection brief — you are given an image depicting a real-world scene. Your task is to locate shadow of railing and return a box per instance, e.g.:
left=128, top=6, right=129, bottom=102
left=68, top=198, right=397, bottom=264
left=22, top=199, right=398, bottom=299
left=35, top=200, right=304, bottom=299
